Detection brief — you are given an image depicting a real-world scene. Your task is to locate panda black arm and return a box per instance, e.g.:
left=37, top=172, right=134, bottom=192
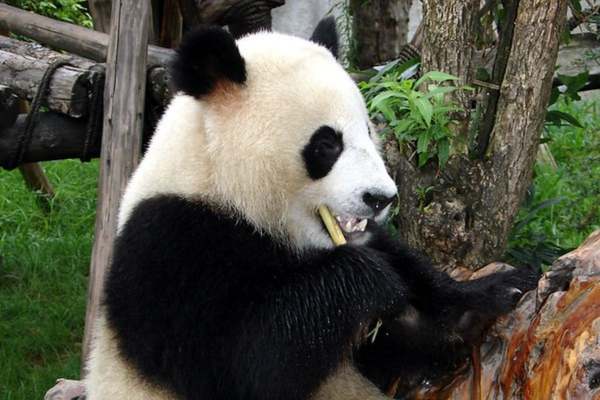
left=104, top=196, right=408, bottom=400
left=364, top=222, right=540, bottom=319
left=228, top=244, right=409, bottom=400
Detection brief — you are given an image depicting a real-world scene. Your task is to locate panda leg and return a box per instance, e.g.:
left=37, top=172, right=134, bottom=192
left=85, top=315, right=177, bottom=400
left=312, top=363, right=390, bottom=400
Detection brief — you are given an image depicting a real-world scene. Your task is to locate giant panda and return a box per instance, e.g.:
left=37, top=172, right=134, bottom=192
left=85, top=18, right=539, bottom=400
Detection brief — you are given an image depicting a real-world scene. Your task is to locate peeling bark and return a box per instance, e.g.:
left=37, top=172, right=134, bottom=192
left=387, top=0, right=569, bottom=270
left=407, top=230, right=600, bottom=399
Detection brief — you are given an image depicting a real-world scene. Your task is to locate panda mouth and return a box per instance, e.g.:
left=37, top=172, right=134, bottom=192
left=334, top=215, right=368, bottom=234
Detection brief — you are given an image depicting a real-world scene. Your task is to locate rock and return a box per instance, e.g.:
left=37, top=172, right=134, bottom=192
left=408, top=230, right=600, bottom=400
left=44, top=379, right=85, bottom=400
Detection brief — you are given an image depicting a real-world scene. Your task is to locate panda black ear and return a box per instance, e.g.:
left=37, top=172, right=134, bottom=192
left=170, top=26, right=246, bottom=98
left=310, top=16, right=339, bottom=59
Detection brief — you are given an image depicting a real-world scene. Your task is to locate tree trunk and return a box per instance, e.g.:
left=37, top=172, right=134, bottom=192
left=387, top=1, right=569, bottom=271
left=350, top=0, right=412, bottom=69
left=421, top=0, right=479, bottom=116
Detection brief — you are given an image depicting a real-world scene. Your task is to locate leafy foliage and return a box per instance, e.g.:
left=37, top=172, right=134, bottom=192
left=506, top=99, right=600, bottom=269
left=359, top=62, right=467, bottom=168
left=6, top=0, right=93, bottom=28
left=545, top=71, right=588, bottom=130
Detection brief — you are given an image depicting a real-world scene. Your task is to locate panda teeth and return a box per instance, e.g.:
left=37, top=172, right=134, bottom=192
left=356, top=219, right=368, bottom=232
left=335, top=216, right=368, bottom=234
left=343, top=220, right=354, bottom=233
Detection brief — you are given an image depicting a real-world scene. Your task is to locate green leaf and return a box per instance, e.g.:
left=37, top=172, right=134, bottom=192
left=417, top=133, right=431, bottom=154
left=548, top=87, right=560, bottom=106
left=545, top=110, right=583, bottom=128
left=393, top=118, right=415, bottom=133
left=569, top=0, right=582, bottom=12
left=557, top=71, right=589, bottom=101
left=415, top=71, right=459, bottom=88
left=438, top=139, right=450, bottom=167
left=377, top=102, right=396, bottom=122
left=418, top=151, right=430, bottom=167
left=369, top=57, right=420, bottom=84
left=423, top=86, right=457, bottom=101
left=370, top=91, right=402, bottom=110
left=414, top=97, right=433, bottom=127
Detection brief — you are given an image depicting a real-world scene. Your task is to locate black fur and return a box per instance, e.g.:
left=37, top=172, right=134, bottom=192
left=355, top=223, right=540, bottom=393
left=104, top=196, right=539, bottom=400
left=302, top=126, right=344, bottom=180
left=310, top=16, right=339, bottom=59
left=105, top=196, right=406, bottom=400
left=170, top=27, right=246, bottom=98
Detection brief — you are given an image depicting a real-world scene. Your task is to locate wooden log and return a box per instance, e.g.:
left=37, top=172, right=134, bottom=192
left=159, top=0, right=183, bottom=48
left=0, top=49, right=94, bottom=118
left=0, top=34, right=173, bottom=114
left=0, top=113, right=93, bottom=168
left=0, top=34, right=95, bottom=68
left=88, top=0, right=112, bottom=33
left=19, top=162, right=55, bottom=199
left=82, top=0, right=151, bottom=369
left=0, top=3, right=173, bottom=66
left=184, top=0, right=284, bottom=37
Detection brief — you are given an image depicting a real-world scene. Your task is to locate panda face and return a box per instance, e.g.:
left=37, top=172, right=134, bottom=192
left=122, top=24, right=397, bottom=251
left=287, top=118, right=397, bottom=250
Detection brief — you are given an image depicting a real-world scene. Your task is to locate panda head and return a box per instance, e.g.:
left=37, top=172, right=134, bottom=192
left=129, top=18, right=397, bottom=251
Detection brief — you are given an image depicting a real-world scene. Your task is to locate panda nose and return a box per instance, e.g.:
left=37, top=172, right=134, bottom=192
left=362, top=191, right=396, bottom=214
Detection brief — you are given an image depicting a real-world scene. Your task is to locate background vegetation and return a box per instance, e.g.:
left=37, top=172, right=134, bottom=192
left=4, top=0, right=92, bottom=28
left=1, top=161, right=98, bottom=399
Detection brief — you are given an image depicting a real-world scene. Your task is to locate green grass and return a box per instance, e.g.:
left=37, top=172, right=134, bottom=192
left=507, top=98, right=600, bottom=267
left=0, top=160, right=98, bottom=400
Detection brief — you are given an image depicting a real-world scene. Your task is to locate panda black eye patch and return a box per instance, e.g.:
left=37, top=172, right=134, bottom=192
left=302, top=126, right=344, bottom=180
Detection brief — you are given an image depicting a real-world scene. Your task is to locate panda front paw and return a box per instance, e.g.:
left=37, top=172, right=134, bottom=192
left=468, top=266, right=540, bottom=316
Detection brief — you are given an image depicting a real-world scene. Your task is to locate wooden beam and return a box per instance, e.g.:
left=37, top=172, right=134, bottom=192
left=0, top=49, right=95, bottom=118
left=0, top=113, right=92, bottom=168
left=88, top=0, right=112, bottom=33
left=0, top=34, right=96, bottom=68
left=0, top=35, right=173, bottom=114
left=82, top=0, right=151, bottom=368
left=18, top=163, right=55, bottom=199
left=0, top=3, right=173, bottom=66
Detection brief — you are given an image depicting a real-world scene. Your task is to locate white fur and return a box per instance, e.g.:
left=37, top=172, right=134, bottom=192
left=88, top=30, right=395, bottom=400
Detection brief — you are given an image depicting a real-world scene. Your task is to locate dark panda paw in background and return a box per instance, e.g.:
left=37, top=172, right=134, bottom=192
left=462, top=265, right=541, bottom=317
